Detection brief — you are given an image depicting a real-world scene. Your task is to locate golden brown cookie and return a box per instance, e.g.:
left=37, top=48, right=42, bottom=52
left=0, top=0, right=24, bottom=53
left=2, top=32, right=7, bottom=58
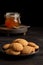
left=11, top=43, right=23, bottom=51
left=28, top=42, right=39, bottom=49
left=22, top=46, right=35, bottom=54
left=5, top=49, right=20, bottom=55
left=3, top=43, right=10, bottom=49
left=13, top=38, right=28, bottom=46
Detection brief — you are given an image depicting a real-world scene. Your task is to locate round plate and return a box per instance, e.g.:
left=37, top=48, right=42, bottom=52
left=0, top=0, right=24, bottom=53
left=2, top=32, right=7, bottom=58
left=1, top=45, right=39, bottom=56
left=0, top=25, right=30, bottom=34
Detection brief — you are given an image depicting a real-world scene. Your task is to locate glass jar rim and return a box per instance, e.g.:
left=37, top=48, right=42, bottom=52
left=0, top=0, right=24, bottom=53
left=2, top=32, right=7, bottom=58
left=5, top=12, right=20, bottom=17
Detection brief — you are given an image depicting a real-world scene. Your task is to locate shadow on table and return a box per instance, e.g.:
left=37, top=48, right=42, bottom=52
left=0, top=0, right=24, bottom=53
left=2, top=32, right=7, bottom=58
left=0, top=51, right=36, bottom=61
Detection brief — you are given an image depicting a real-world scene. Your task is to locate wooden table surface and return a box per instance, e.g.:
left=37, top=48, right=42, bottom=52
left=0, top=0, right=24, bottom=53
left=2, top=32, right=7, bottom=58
left=0, top=27, right=43, bottom=65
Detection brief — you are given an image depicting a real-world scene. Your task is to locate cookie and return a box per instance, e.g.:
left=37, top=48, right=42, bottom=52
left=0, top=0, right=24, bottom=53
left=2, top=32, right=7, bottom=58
left=11, top=43, right=23, bottom=51
left=14, top=38, right=28, bottom=46
left=3, top=43, right=10, bottom=49
left=28, top=42, right=39, bottom=49
left=22, top=46, right=35, bottom=54
left=5, top=49, right=20, bottom=55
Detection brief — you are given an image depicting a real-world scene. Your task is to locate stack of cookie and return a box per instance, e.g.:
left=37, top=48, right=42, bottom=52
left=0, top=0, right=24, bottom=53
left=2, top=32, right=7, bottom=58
left=2, top=38, right=39, bottom=55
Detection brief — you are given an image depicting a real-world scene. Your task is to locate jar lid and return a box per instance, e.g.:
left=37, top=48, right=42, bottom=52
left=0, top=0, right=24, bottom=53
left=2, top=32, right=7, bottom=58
left=5, top=12, right=20, bottom=18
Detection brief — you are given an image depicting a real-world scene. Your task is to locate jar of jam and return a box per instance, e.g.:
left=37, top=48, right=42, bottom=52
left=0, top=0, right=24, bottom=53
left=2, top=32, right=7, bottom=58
left=4, top=12, right=21, bottom=28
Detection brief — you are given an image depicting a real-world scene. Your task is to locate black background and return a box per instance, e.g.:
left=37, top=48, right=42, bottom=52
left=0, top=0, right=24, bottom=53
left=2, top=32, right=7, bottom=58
left=0, top=0, right=43, bottom=27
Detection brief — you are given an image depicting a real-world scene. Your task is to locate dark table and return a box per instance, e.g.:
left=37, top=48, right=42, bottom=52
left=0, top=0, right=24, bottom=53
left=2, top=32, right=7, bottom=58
left=0, top=27, right=43, bottom=65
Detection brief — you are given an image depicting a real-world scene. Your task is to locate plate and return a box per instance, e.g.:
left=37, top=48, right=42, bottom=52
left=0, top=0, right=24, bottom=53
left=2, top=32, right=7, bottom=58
left=2, top=49, right=39, bottom=56
left=0, top=25, right=30, bottom=34
left=0, top=44, right=39, bottom=56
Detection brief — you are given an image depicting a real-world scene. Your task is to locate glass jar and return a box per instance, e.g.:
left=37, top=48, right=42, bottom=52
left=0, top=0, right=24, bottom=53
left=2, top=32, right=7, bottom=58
left=4, top=12, right=21, bottom=28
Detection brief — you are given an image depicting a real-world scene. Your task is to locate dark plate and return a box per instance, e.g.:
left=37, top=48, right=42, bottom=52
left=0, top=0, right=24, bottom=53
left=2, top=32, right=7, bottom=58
left=0, top=44, right=39, bottom=56
left=0, top=25, right=30, bottom=34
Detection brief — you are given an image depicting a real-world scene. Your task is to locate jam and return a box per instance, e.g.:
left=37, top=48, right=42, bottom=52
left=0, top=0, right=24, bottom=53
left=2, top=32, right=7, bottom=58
left=5, top=12, right=21, bottom=28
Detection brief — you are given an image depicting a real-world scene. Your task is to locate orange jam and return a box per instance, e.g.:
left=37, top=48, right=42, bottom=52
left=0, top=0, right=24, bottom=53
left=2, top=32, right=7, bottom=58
left=5, top=12, right=21, bottom=28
